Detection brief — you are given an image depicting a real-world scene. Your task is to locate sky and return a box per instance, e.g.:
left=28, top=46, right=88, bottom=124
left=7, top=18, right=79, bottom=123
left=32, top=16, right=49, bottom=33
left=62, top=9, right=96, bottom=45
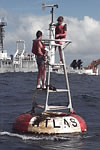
left=0, top=0, right=100, bottom=66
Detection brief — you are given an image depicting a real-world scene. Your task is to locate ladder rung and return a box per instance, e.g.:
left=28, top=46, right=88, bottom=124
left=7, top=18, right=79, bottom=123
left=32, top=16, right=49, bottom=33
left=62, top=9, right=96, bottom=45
left=47, top=105, right=68, bottom=110
left=49, top=89, right=69, bottom=92
left=36, top=105, right=69, bottom=110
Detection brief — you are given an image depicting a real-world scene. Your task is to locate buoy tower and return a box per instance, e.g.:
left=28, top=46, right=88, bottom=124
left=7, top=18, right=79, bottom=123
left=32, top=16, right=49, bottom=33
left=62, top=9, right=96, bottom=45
left=13, top=4, right=87, bottom=135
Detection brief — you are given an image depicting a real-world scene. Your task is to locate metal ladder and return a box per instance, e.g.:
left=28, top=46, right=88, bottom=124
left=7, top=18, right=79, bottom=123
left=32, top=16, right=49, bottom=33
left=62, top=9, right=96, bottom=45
left=43, top=40, right=74, bottom=113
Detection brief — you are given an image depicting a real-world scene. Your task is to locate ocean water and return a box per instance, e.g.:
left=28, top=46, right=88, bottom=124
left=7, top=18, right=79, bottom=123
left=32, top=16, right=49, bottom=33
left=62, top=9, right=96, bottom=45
left=0, top=72, right=100, bottom=150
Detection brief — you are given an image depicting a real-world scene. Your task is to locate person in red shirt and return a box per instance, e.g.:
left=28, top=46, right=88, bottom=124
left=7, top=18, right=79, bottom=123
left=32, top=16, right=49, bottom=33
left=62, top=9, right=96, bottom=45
left=32, top=30, right=46, bottom=89
left=55, top=16, right=67, bottom=63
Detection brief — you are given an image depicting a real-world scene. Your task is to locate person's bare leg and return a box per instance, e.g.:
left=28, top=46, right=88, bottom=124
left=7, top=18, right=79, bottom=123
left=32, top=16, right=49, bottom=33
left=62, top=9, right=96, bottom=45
left=37, top=66, right=42, bottom=87
left=58, top=46, right=63, bottom=62
left=41, top=64, right=46, bottom=88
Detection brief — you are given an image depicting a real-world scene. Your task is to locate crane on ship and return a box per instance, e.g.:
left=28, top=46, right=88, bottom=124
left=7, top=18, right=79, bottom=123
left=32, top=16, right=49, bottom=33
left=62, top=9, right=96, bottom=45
left=84, top=59, right=100, bottom=74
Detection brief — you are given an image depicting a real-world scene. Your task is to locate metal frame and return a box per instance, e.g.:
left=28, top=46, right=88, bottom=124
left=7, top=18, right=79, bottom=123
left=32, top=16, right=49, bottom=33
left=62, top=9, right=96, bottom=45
left=34, top=3, right=74, bottom=113
left=44, top=40, right=73, bottom=112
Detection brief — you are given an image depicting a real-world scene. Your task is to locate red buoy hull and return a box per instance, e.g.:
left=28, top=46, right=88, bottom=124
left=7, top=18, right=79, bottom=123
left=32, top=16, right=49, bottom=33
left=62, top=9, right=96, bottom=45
left=13, top=112, right=87, bottom=134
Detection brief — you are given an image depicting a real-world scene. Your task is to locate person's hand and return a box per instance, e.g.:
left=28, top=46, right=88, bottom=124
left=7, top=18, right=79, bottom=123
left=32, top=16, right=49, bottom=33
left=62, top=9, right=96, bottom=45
left=43, top=55, right=46, bottom=61
left=56, top=34, right=60, bottom=38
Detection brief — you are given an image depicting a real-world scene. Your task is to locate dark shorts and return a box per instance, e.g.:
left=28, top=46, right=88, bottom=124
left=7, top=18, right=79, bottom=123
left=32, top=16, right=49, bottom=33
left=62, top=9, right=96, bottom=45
left=36, top=55, right=45, bottom=68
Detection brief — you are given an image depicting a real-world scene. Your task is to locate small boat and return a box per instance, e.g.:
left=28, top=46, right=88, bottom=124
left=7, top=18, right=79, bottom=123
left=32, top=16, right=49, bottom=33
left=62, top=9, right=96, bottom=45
left=54, top=59, right=99, bottom=75
left=68, top=59, right=99, bottom=75
left=13, top=4, right=87, bottom=135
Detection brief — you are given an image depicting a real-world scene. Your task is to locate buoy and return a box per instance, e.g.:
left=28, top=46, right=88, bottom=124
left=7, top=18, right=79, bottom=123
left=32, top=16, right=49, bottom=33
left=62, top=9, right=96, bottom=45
left=13, top=112, right=87, bottom=134
left=13, top=4, right=87, bottom=135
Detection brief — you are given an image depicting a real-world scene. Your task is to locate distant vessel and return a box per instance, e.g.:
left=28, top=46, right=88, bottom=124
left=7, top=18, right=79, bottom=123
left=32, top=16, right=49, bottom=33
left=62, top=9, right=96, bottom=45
left=0, top=18, right=37, bottom=73
left=68, top=59, right=99, bottom=75
left=68, top=67, right=99, bottom=76
left=54, top=59, right=99, bottom=75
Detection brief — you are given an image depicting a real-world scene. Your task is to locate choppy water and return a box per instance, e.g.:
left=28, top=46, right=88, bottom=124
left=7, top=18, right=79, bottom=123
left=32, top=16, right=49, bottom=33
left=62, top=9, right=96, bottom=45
left=0, top=72, right=100, bottom=150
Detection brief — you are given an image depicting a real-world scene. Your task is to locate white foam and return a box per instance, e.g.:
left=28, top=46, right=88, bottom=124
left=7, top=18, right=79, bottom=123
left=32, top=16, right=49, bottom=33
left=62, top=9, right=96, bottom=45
left=0, top=131, right=45, bottom=140
left=0, top=131, right=71, bottom=141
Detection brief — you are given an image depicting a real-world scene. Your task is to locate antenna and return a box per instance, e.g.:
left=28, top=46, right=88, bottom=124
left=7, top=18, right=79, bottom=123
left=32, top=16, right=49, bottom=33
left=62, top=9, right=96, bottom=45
left=42, top=3, right=58, bottom=24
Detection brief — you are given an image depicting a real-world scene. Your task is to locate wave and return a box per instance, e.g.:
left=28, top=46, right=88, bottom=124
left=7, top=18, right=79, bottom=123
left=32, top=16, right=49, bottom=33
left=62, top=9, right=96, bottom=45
left=0, top=131, right=72, bottom=141
left=0, top=131, right=94, bottom=141
left=0, top=131, right=97, bottom=150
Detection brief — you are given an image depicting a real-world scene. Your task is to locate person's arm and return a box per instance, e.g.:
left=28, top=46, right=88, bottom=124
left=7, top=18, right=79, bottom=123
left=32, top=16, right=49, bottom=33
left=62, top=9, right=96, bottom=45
left=56, top=31, right=67, bottom=38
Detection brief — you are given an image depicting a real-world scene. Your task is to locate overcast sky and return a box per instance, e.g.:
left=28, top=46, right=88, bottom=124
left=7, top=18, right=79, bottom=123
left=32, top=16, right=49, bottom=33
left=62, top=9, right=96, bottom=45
left=0, top=0, right=100, bottom=66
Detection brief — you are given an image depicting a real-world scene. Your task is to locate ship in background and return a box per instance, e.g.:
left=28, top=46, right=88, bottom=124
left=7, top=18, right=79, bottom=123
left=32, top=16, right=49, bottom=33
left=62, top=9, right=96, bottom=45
left=0, top=18, right=37, bottom=73
left=68, top=59, right=99, bottom=75
left=0, top=18, right=99, bottom=75
left=53, top=58, right=99, bottom=76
